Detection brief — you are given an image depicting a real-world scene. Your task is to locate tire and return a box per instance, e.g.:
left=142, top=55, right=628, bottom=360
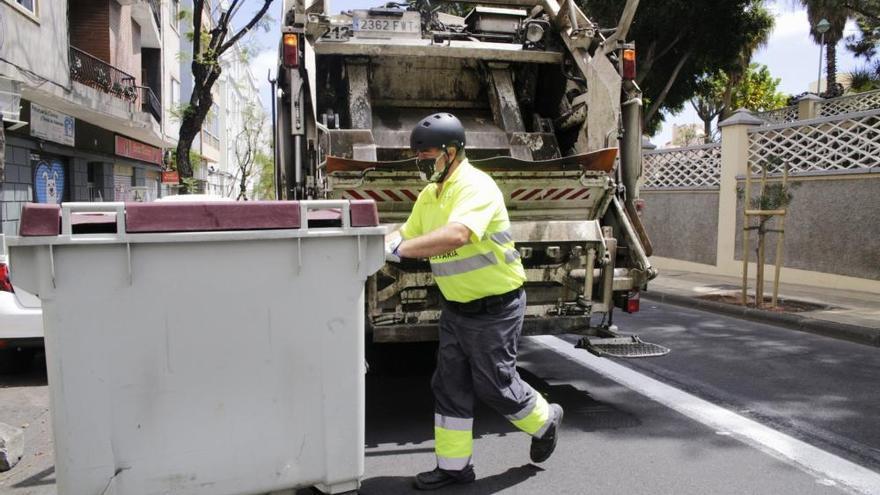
left=0, top=347, right=36, bottom=374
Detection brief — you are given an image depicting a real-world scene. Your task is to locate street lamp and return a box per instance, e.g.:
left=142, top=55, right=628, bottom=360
left=816, top=18, right=831, bottom=95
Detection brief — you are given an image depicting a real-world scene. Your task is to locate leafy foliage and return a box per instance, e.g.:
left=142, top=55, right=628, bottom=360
left=581, top=0, right=774, bottom=133
left=253, top=149, right=275, bottom=200
left=692, top=64, right=786, bottom=140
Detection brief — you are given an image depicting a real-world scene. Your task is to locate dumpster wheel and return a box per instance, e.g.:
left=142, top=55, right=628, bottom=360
left=575, top=335, right=670, bottom=358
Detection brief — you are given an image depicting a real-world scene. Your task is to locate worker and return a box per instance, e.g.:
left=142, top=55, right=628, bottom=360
left=385, top=113, right=564, bottom=490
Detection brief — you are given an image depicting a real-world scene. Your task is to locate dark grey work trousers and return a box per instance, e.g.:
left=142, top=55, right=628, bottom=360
left=431, top=289, right=548, bottom=470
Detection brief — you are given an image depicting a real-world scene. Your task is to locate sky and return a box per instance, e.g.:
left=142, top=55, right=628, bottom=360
left=246, top=0, right=870, bottom=146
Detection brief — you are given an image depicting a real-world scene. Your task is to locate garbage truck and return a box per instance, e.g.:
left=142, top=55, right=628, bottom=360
left=275, top=0, right=666, bottom=357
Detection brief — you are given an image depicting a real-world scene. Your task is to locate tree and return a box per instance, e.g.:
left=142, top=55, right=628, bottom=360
left=253, top=148, right=275, bottom=200
left=581, top=0, right=775, bottom=133
left=843, top=0, right=880, bottom=60
left=692, top=76, right=726, bottom=141
left=799, top=0, right=851, bottom=96
left=227, top=103, right=266, bottom=200
left=692, top=64, right=787, bottom=141
left=175, top=0, right=275, bottom=190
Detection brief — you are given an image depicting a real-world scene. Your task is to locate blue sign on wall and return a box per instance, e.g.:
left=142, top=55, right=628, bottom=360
left=34, top=160, right=66, bottom=204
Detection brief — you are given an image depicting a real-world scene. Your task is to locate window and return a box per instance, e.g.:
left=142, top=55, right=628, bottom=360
left=170, top=0, right=179, bottom=32
left=9, top=0, right=37, bottom=16
left=170, top=78, right=180, bottom=109
left=204, top=102, right=220, bottom=137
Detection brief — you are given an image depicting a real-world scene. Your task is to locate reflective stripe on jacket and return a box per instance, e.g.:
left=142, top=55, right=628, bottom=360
left=400, top=159, right=526, bottom=302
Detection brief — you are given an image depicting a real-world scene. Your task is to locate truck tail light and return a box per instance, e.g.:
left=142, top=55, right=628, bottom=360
left=283, top=33, right=299, bottom=68
left=626, top=290, right=640, bottom=313
left=0, top=263, right=14, bottom=293
left=622, top=48, right=636, bottom=80
left=634, top=198, right=646, bottom=216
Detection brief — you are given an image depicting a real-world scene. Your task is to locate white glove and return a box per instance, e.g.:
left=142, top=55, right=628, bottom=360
left=385, top=236, right=402, bottom=263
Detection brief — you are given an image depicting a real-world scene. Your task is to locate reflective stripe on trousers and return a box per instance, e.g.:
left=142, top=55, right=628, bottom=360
left=505, top=392, right=552, bottom=437
left=434, top=414, right=473, bottom=471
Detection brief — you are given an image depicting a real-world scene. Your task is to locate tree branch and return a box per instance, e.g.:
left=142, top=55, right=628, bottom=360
left=844, top=1, right=880, bottom=22
left=219, top=0, right=275, bottom=55
left=192, top=0, right=204, bottom=64
left=637, top=31, right=684, bottom=85
left=644, top=49, right=693, bottom=126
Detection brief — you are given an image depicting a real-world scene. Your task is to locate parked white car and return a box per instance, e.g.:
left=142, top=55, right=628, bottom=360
left=0, top=234, right=43, bottom=373
left=155, top=194, right=235, bottom=202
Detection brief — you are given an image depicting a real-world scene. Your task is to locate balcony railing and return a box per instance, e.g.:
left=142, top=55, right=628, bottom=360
left=147, top=0, right=160, bottom=26
left=70, top=46, right=137, bottom=102
left=136, top=85, right=162, bottom=123
left=70, top=47, right=162, bottom=124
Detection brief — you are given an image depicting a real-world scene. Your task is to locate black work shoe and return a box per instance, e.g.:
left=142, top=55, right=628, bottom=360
left=530, top=403, right=564, bottom=463
left=414, top=465, right=476, bottom=490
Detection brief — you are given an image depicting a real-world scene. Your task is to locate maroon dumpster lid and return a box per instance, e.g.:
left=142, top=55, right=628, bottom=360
left=18, top=200, right=379, bottom=236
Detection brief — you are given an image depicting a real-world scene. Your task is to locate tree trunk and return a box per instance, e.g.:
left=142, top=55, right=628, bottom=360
left=826, top=41, right=838, bottom=96
left=175, top=87, right=214, bottom=191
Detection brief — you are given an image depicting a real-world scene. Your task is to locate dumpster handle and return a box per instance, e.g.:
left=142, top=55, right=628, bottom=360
left=49, top=244, right=56, bottom=289
left=60, top=202, right=127, bottom=238
left=299, top=200, right=351, bottom=231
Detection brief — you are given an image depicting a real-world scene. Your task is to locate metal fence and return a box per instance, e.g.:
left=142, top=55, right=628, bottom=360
left=748, top=108, right=880, bottom=175
left=69, top=47, right=137, bottom=102
left=642, top=143, right=722, bottom=189
left=147, top=0, right=161, bottom=26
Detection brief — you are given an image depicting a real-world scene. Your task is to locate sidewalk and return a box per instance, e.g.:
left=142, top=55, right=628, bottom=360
left=643, top=269, right=880, bottom=347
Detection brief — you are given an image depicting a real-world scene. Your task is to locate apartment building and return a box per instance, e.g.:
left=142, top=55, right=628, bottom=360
left=0, top=0, right=170, bottom=234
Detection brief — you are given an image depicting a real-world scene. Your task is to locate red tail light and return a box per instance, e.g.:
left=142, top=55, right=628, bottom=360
left=622, top=48, right=636, bottom=80
left=626, top=290, right=640, bottom=313
left=634, top=198, right=646, bottom=216
left=283, top=33, right=299, bottom=68
left=0, top=263, right=14, bottom=293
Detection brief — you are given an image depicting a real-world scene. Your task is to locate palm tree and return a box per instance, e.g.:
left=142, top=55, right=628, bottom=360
left=799, top=0, right=851, bottom=96
left=719, top=1, right=775, bottom=120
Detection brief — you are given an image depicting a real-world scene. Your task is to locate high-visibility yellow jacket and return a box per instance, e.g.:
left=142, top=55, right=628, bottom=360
left=400, top=159, right=526, bottom=303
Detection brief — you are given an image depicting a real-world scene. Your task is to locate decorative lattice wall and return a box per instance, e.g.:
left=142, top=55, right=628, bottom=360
left=748, top=109, right=880, bottom=175
left=818, top=90, right=880, bottom=118
left=755, top=106, right=799, bottom=125
left=642, top=143, right=722, bottom=189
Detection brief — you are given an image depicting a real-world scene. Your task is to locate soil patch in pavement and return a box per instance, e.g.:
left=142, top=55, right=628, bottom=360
left=697, top=293, right=831, bottom=313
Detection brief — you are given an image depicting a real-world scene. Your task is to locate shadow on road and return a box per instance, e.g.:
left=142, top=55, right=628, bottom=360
left=359, top=464, right=544, bottom=495
left=11, top=466, right=55, bottom=488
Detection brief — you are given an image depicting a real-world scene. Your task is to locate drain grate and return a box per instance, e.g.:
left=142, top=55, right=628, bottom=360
left=576, top=336, right=670, bottom=358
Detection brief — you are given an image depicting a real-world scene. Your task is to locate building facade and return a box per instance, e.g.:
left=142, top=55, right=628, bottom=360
left=1, top=0, right=169, bottom=235
left=208, top=44, right=265, bottom=199
left=178, top=0, right=268, bottom=199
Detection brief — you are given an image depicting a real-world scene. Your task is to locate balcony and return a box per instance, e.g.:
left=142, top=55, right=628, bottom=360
left=136, top=85, right=162, bottom=124
left=131, top=0, right=161, bottom=48
left=69, top=47, right=138, bottom=102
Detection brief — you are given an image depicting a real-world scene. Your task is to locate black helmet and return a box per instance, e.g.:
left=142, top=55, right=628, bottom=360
left=410, top=113, right=466, bottom=152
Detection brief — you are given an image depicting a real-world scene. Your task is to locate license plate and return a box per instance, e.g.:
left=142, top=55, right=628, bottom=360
left=351, top=11, right=421, bottom=37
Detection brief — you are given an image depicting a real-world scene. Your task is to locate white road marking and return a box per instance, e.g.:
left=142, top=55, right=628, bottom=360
left=531, top=335, right=880, bottom=495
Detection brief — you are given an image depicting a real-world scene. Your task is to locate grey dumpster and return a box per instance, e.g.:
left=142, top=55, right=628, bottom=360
left=6, top=200, right=385, bottom=495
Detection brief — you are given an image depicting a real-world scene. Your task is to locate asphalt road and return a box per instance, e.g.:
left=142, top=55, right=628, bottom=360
left=1, top=301, right=878, bottom=494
